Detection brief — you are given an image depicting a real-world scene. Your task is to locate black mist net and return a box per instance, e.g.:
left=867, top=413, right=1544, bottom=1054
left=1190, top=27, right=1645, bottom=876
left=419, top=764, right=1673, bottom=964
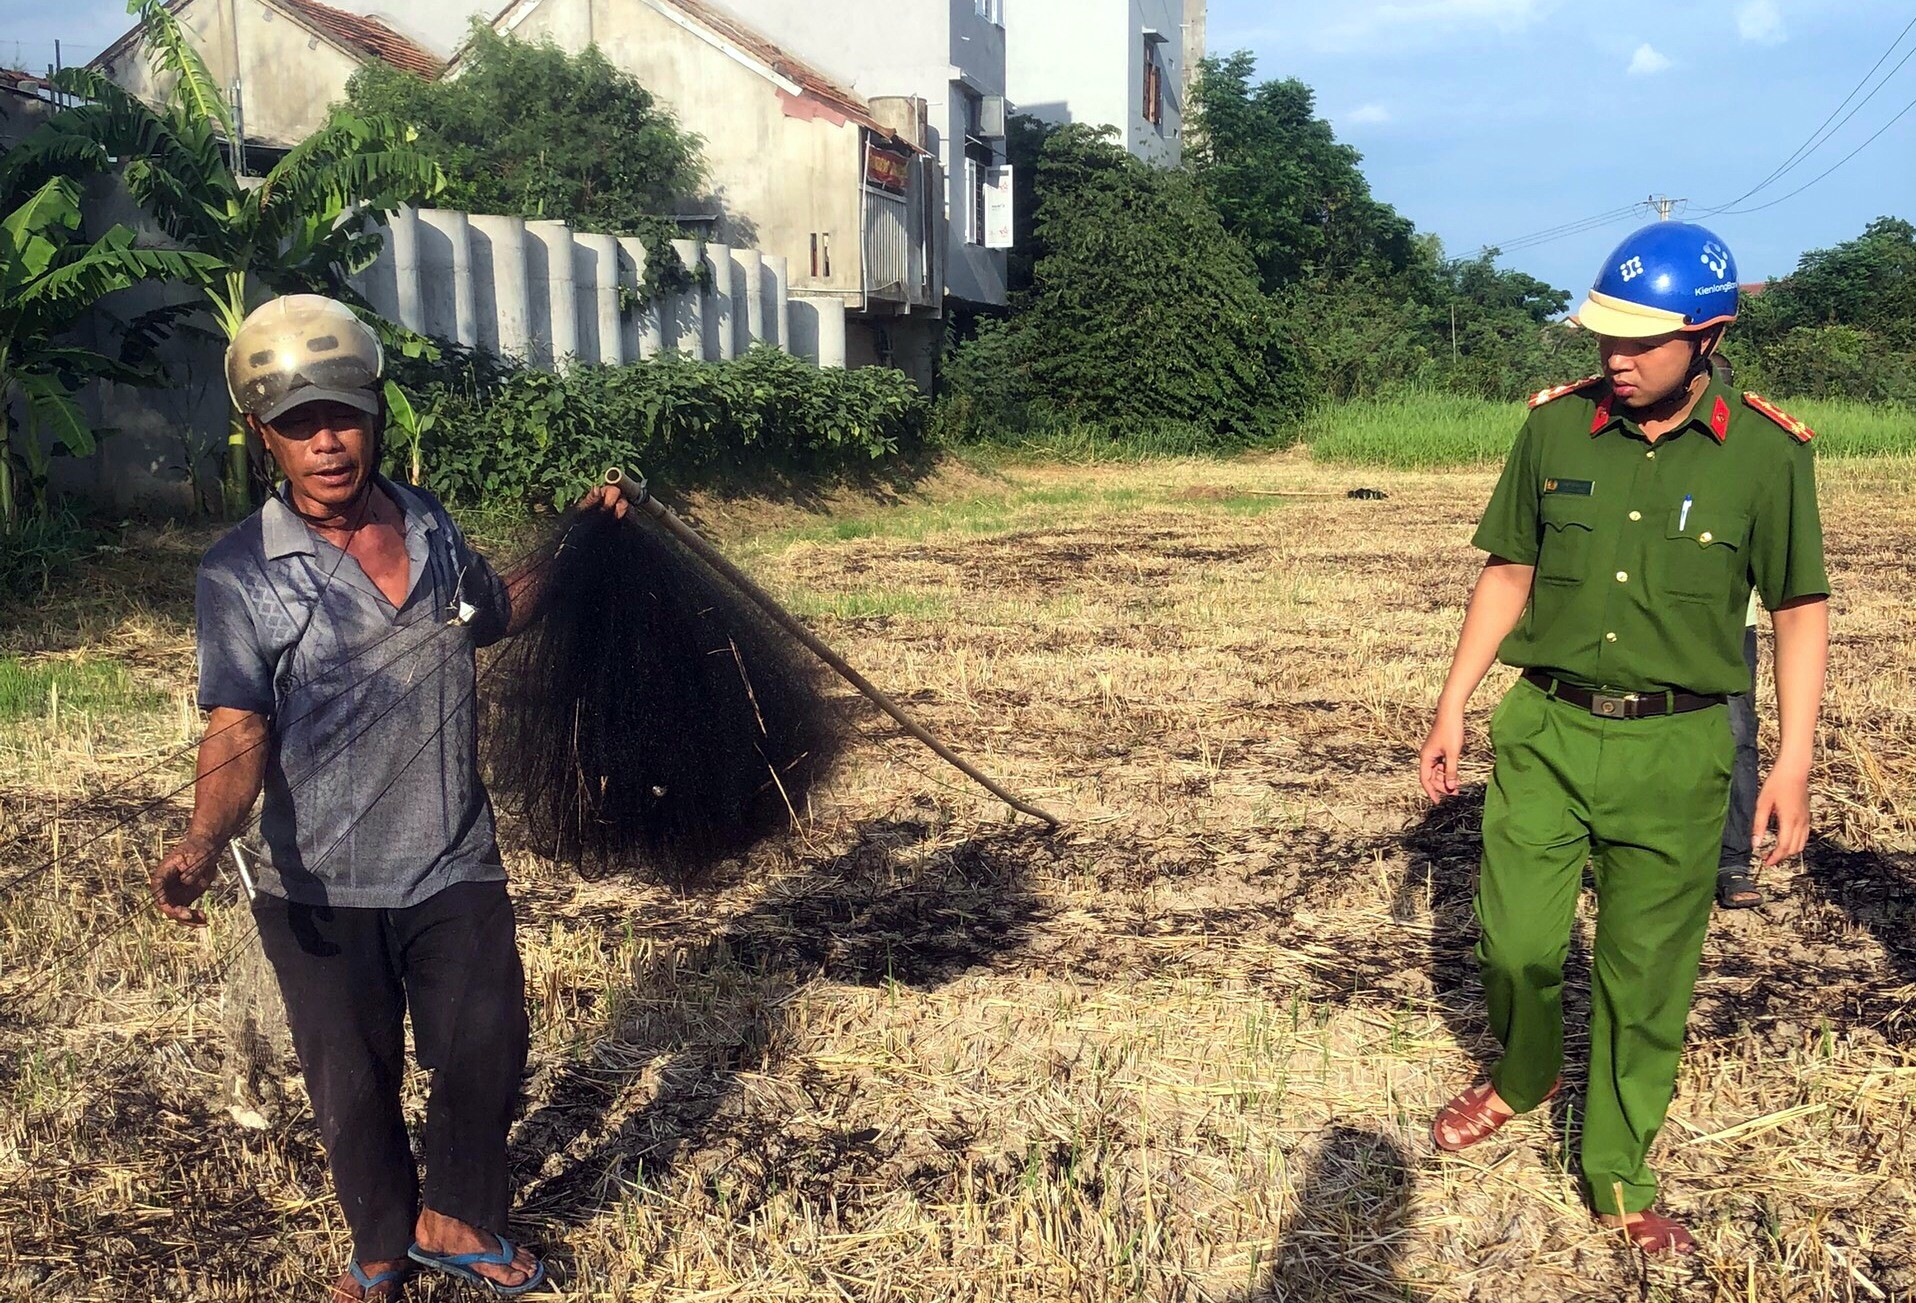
left=485, top=506, right=848, bottom=885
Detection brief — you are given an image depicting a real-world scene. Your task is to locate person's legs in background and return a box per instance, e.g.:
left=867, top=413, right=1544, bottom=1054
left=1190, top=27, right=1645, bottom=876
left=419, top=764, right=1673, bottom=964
left=1718, top=623, right=1762, bottom=909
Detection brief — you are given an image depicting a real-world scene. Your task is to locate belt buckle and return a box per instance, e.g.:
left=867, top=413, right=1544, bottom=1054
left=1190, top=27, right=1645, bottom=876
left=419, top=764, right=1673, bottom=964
left=1591, top=691, right=1638, bottom=718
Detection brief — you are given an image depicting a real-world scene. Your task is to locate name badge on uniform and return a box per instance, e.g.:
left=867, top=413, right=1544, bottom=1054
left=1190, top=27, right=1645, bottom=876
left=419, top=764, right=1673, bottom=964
left=1543, top=478, right=1594, bottom=496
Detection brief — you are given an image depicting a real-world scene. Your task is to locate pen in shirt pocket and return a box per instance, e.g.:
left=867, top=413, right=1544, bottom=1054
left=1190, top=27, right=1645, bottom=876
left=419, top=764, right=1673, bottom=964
left=1679, top=494, right=1693, bottom=531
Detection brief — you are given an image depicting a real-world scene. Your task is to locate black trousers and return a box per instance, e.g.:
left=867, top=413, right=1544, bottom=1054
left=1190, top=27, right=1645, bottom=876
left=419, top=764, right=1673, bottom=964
left=253, top=879, right=530, bottom=1262
left=1721, top=625, right=1761, bottom=869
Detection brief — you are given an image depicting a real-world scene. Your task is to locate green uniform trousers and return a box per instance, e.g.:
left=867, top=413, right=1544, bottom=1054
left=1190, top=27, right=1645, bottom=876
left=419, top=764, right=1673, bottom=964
left=1476, top=676, right=1732, bottom=1213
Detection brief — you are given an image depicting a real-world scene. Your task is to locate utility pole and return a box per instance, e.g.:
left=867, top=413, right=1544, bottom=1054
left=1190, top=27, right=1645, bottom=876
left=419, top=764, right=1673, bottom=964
left=1645, top=194, right=1687, bottom=222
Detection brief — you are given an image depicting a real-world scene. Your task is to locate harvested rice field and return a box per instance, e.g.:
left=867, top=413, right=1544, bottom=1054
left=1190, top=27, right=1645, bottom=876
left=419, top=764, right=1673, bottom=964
left=2, top=449, right=1914, bottom=1301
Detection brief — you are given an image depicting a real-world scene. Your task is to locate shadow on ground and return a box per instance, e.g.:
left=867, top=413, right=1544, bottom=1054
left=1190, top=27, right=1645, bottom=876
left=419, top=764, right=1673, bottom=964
left=1233, top=1124, right=1421, bottom=1303
left=505, top=816, right=1059, bottom=1270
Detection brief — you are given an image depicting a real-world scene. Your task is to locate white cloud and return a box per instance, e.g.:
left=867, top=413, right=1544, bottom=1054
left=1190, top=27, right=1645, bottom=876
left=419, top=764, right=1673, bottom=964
left=1346, top=103, right=1393, bottom=124
left=1737, top=0, right=1787, bottom=44
left=1627, top=43, right=1672, bottom=76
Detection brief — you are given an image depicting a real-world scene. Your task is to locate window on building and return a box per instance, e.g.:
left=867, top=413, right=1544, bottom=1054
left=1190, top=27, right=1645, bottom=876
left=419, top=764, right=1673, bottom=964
left=1142, top=41, right=1165, bottom=129
left=975, top=0, right=1004, bottom=25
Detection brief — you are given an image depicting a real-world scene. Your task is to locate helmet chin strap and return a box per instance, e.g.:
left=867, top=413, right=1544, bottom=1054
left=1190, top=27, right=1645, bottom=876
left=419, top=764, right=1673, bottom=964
left=1686, top=325, right=1726, bottom=383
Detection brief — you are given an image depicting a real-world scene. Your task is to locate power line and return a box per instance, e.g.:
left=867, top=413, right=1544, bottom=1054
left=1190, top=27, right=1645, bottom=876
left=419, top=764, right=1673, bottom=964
left=1698, top=14, right=1916, bottom=214
left=1472, top=204, right=1644, bottom=258
left=1712, top=87, right=1916, bottom=217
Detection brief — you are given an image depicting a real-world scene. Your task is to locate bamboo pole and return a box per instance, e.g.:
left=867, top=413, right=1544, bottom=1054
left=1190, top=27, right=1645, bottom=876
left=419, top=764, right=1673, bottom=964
left=603, top=467, right=1063, bottom=828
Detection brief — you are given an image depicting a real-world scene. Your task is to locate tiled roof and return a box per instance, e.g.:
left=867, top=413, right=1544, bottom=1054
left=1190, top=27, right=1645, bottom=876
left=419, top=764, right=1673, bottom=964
left=662, top=0, right=877, bottom=129
left=485, top=0, right=914, bottom=147
left=276, top=0, right=444, bottom=79
left=90, top=0, right=442, bottom=80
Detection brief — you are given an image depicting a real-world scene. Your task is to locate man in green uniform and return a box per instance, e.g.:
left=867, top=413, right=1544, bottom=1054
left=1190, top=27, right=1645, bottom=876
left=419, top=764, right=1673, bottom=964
left=1416, top=222, right=1830, bottom=1254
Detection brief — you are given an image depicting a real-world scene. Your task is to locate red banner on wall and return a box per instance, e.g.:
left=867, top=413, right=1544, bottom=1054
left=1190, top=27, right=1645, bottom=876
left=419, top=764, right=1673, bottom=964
left=866, top=145, right=911, bottom=194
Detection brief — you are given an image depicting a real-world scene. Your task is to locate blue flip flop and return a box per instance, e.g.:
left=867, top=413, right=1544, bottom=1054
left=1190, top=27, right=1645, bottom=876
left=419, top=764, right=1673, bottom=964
left=407, top=1234, right=546, bottom=1296
left=348, top=1262, right=407, bottom=1297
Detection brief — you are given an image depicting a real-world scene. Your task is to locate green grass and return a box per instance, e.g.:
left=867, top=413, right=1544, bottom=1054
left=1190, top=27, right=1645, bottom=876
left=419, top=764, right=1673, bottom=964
left=1303, top=390, right=1916, bottom=468
left=1781, top=398, right=1916, bottom=458
left=756, top=486, right=1150, bottom=551
left=0, top=656, right=168, bottom=723
left=782, top=590, right=953, bottom=621
left=957, top=419, right=1272, bottom=465
left=1302, top=391, right=1520, bottom=469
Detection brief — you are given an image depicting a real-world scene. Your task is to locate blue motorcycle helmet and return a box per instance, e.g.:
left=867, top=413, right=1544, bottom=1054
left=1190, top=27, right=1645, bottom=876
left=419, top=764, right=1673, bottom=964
left=1575, top=221, right=1739, bottom=339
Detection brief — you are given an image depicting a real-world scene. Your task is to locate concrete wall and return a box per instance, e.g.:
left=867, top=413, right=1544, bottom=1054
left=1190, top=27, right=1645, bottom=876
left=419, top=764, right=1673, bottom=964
left=94, top=0, right=368, bottom=149
left=500, top=0, right=868, bottom=303
left=57, top=200, right=847, bottom=512
left=349, top=205, right=823, bottom=370
left=0, top=82, right=55, bottom=149
left=1182, top=0, right=1207, bottom=109
left=1006, top=0, right=1188, bottom=166
left=717, top=0, right=1008, bottom=309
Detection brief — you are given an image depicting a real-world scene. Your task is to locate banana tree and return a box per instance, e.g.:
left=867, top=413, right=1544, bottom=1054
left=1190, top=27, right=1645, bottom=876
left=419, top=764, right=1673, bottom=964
left=0, top=175, right=214, bottom=528
left=6, top=0, right=442, bottom=513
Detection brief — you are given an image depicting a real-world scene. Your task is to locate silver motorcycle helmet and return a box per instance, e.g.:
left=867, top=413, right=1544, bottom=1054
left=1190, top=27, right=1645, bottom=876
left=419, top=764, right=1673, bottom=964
left=225, top=294, right=384, bottom=425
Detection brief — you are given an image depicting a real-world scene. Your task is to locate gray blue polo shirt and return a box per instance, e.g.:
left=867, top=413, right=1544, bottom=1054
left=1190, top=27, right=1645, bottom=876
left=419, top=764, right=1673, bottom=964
left=195, top=476, right=512, bottom=909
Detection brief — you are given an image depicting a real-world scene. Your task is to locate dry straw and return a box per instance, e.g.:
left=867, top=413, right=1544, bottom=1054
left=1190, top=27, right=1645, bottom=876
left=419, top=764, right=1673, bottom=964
left=1, top=452, right=1911, bottom=1299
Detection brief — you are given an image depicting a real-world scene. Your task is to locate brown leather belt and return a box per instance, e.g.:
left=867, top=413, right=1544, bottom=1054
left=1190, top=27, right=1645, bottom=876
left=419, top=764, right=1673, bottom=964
left=1522, top=670, right=1726, bottom=719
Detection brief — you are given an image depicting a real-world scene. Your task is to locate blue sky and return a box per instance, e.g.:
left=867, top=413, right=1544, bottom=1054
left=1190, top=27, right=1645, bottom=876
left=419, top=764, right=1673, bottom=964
left=6, top=0, right=1912, bottom=294
left=1208, top=0, right=1916, bottom=291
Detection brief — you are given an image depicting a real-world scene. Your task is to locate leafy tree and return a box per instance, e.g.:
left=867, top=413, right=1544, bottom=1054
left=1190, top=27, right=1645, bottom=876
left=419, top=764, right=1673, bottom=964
left=9, top=0, right=441, bottom=512
left=1187, top=52, right=1578, bottom=403
left=1188, top=53, right=1418, bottom=291
left=0, top=175, right=213, bottom=526
left=345, top=26, right=703, bottom=239
left=949, top=125, right=1303, bottom=443
left=1743, top=217, right=1916, bottom=347
left=1722, top=217, right=1916, bottom=399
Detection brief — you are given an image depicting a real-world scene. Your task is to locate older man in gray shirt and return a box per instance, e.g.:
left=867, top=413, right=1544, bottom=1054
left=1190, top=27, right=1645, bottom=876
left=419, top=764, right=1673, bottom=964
left=152, top=295, right=623, bottom=1301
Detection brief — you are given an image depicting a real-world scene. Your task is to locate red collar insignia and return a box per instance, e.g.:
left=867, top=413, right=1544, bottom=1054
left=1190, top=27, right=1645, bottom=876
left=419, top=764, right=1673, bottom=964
left=1708, top=396, right=1730, bottom=442
left=1589, top=393, right=1614, bottom=435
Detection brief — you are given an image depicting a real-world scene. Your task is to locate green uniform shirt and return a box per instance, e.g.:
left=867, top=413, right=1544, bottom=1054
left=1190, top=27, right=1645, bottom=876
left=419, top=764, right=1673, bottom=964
left=1472, top=376, right=1829, bottom=697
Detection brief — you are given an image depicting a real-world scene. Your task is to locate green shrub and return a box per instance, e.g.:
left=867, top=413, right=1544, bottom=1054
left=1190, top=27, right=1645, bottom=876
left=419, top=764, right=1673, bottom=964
left=1727, top=325, right=1916, bottom=404
left=938, top=126, right=1305, bottom=449
left=401, top=346, right=925, bottom=507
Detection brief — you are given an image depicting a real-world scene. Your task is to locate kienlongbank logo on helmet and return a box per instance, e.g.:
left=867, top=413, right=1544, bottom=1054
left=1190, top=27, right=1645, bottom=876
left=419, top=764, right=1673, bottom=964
left=1695, top=282, right=1737, bottom=296
left=1700, top=243, right=1730, bottom=278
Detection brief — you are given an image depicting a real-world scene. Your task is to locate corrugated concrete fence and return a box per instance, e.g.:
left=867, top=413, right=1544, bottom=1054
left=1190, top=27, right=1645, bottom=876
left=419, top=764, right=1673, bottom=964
left=57, top=204, right=850, bottom=513
left=351, top=206, right=849, bottom=370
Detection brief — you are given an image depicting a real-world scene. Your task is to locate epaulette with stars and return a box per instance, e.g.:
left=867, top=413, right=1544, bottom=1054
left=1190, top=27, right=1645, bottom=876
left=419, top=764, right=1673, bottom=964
left=1527, top=376, right=1605, bottom=409
left=1742, top=393, right=1817, bottom=443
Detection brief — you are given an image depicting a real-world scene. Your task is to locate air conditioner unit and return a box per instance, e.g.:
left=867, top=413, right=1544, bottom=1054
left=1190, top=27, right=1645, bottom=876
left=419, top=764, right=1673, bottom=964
left=979, top=94, right=1007, bottom=139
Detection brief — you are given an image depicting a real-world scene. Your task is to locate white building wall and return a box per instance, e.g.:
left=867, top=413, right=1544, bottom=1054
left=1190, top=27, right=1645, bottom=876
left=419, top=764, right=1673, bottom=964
left=712, top=0, right=1008, bottom=309
left=1006, top=0, right=1189, bottom=167
left=93, top=0, right=369, bottom=148
left=502, top=0, right=868, bottom=305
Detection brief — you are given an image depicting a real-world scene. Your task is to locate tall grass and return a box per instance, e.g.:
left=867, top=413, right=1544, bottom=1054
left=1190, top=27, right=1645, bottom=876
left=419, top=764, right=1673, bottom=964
left=0, top=656, right=167, bottom=723
left=949, top=417, right=1287, bottom=466
left=1305, top=390, right=1916, bottom=468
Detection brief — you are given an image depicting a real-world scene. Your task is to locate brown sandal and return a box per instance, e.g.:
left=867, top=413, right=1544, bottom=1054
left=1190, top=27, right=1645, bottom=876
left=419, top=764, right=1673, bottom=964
left=1431, top=1077, right=1560, bottom=1152
left=1605, top=1209, right=1696, bottom=1256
